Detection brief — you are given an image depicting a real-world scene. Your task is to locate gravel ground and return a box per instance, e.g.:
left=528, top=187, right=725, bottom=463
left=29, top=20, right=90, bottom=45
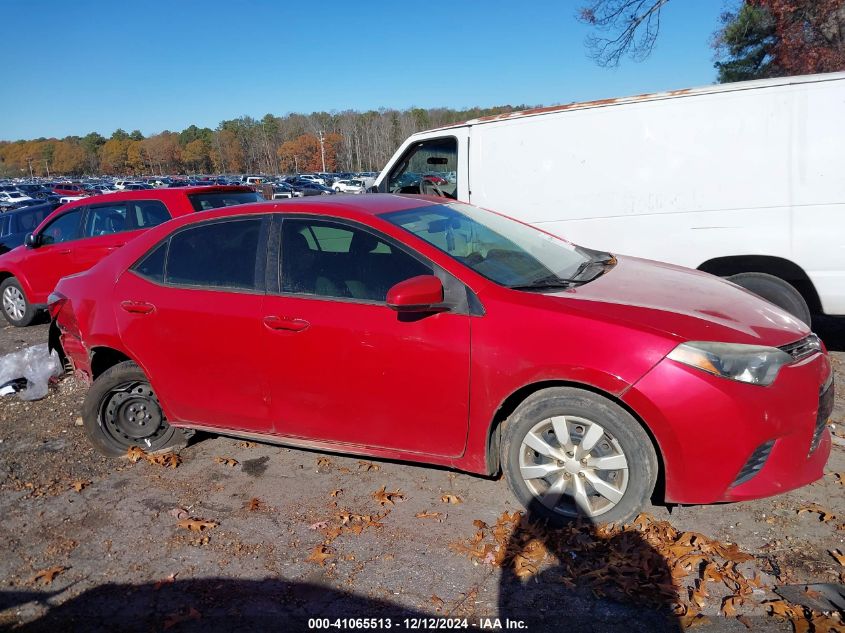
left=0, top=321, right=843, bottom=633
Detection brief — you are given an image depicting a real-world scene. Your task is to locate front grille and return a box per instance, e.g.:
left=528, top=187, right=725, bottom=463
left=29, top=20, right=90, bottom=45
left=779, top=334, right=823, bottom=362
left=810, top=373, right=835, bottom=454
left=732, top=440, right=775, bottom=487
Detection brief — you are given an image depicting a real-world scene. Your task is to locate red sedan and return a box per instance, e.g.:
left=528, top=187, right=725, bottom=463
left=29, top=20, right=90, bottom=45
left=50, top=195, right=833, bottom=523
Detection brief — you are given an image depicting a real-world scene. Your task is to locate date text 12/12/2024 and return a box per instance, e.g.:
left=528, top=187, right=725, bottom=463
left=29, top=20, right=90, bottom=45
left=308, top=618, right=528, bottom=630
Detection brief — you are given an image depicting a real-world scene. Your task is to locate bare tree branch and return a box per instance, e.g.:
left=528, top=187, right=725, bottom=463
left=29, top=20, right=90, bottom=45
left=578, top=0, right=672, bottom=66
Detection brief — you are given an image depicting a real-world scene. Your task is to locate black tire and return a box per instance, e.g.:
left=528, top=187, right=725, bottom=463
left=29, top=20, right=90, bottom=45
left=726, top=272, right=812, bottom=325
left=501, top=387, right=657, bottom=526
left=82, top=361, right=189, bottom=457
left=0, top=277, right=37, bottom=327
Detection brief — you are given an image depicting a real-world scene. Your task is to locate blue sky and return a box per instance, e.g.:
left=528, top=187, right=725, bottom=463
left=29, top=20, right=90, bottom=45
left=0, top=0, right=732, bottom=140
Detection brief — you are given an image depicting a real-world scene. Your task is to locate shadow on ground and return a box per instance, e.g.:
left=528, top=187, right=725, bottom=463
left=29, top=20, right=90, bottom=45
left=815, top=315, right=845, bottom=352
left=3, top=502, right=681, bottom=632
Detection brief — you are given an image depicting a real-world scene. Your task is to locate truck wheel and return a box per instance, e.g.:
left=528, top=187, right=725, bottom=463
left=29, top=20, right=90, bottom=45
left=82, top=361, right=190, bottom=457
left=1, top=277, right=36, bottom=327
left=501, top=387, right=657, bottom=526
left=727, top=272, right=812, bottom=325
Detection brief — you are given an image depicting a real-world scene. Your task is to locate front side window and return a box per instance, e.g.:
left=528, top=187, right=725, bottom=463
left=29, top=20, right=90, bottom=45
left=40, top=209, right=83, bottom=245
left=280, top=219, right=431, bottom=301
left=84, top=203, right=128, bottom=237
left=166, top=218, right=263, bottom=290
left=384, top=203, right=605, bottom=289
left=386, top=137, right=457, bottom=199
left=187, top=191, right=262, bottom=212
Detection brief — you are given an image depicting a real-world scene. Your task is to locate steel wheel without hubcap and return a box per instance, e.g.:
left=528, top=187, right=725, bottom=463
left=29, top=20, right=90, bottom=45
left=2, top=285, right=26, bottom=322
left=519, top=415, right=629, bottom=518
left=99, top=381, right=170, bottom=450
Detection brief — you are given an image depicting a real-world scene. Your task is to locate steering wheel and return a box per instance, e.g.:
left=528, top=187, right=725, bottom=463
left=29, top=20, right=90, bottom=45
left=420, top=179, right=446, bottom=197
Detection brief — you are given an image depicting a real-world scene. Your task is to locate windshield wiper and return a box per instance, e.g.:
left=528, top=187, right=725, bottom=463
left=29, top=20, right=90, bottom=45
left=509, top=255, right=617, bottom=291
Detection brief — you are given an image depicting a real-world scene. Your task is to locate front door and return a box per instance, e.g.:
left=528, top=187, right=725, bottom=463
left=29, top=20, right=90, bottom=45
left=261, top=216, right=471, bottom=457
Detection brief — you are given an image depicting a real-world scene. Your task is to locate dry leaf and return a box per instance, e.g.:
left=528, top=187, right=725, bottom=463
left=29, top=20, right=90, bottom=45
left=126, top=446, right=147, bottom=463
left=330, top=489, right=342, bottom=497
left=416, top=511, right=445, bottom=521
left=721, top=595, right=742, bottom=618
left=310, top=521, right=329, bottom=530
left=238, top=441, right=257, bottom=448
left=153, top=573, right=177, bottom=590
left=373, top=486, right=405, bottom=506
left=357, top=460, right=380, bottom=471
left=177, top=518, right=218, bottom=532
left=70, top=480, right=90, bottom=492
left=147, top=452, right=181, bottom=469
left=430, top=595, right=444, bottom=610
left=245, top=497, right=265, bottom=511
left=797, top=503, right=837, bottom=522
left=214, top=456, right=239, bottom=467
left=441, top=494, right=463, bottom=505
left=306, top=544, right=334, bottom=566
left=316, top=457, right=332, bottom=468
left=32, top=565, right=66, bottom=585
left=829, top=549, right=845, bottom=565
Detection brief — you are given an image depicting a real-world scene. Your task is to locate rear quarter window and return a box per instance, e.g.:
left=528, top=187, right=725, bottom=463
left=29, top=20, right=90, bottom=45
left=187, top=191, right=261, bottom=212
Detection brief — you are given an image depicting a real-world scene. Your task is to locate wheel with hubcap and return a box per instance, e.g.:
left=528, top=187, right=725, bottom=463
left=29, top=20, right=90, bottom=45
left=1, top=277, right=36, bottom=327
left=82, top=361, right=190, bottom=456
left=502, top=387, right=657, bottom=525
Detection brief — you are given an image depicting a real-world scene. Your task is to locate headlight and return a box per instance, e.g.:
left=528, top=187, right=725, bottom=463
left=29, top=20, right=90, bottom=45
left=667, top=341, right=793, bottom=386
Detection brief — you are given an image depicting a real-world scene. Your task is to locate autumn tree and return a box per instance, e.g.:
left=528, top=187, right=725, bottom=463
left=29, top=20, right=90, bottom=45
left=182, top=138, right=210, bottom=173
left=714, top=0, right=845, bottom=82
left=99, top=138, right=130, bottom=173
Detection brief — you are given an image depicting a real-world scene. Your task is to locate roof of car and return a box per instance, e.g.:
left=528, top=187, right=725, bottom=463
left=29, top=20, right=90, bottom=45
left=54, top=185, right=254, bottom=210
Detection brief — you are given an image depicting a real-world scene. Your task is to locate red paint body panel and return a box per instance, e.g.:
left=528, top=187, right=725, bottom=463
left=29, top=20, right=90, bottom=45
left=0, top=186, right=253, bottom=306
left=53, top=195, right=832, bottom=507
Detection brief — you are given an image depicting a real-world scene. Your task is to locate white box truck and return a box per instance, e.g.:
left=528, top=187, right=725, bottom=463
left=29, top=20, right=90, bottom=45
left=373, top=72, right=845, bottom=324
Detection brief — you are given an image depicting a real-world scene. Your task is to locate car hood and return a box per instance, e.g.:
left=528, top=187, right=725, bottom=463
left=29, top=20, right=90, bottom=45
left=546, top=255, right=809, bottom=347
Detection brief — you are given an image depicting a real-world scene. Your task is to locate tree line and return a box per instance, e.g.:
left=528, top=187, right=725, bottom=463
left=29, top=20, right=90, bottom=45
left=0, top=105, right=526, bottom=178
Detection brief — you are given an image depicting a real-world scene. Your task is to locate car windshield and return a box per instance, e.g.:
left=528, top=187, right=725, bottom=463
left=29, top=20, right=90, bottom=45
left=383, top=202, right=611, bottom=289
left=187, top=191, right=262, bottom=212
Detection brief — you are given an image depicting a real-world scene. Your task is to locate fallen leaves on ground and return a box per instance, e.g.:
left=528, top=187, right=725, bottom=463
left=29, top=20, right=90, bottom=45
left=834, top=472, right=845, bottom=486
left=416, top=511, right=445, bottom=521
left=31, top=565, right=66, bottom=585
left=316, top=457, right=332, bottom=468
left=330, top=489, right=342, bottom=497
left=797, top=503, right=837, bottom=522
left=176, top=518, right=219, bottom=532
left=237, top=441, right=257, bottom=448
left=373, top=486, right=405, bottom=506
left=357, top=460, right=380, bottom=471
left=440, top=494, right=463, bottom=505
left=214, top=456, right=239, bottom=467
left=163, top=606, right=201, bottom=630
left=430, top=595, right=444, bottom=611
left=830, top=549, right=845, bottom=566
left=70, top=480, right=90, bottom=492
left=306, top=544, right=334, bottom=566
left=125, top=446, right=181, bottom=468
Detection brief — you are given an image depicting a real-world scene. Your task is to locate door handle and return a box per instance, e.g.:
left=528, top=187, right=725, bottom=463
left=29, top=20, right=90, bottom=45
left=120, top=300, right=155, bottom=315
left=263, top=316, right=309, bottom=332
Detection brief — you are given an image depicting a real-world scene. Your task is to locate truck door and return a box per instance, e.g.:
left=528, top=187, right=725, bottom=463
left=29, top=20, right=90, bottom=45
left=378, top=130, right=469, bottom=202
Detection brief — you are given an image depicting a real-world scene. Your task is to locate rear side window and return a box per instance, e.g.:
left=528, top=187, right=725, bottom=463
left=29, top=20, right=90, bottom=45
left=129, top=200, right=171, bottom=228
left=16, top=207, right=49, bottom=233
left=40, top=209, right=83, bottom=245
left=187, top=191, right=261, bottom=212
left=165, top=219, right=263, bottom=290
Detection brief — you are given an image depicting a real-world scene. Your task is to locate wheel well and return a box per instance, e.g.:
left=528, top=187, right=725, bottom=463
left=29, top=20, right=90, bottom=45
left=697, top=255, right=821, bottom=314
left=486, top=380, right=666, bottom=503
left=90, top=347, right=132, bottom=380
left=0, top=272, right=12, bottom=284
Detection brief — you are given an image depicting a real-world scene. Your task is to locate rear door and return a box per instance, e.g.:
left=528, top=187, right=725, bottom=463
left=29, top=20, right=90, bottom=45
left=116, top=216, right=271, bottom=431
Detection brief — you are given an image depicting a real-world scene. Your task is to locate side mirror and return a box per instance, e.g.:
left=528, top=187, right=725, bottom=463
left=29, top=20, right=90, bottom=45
left=386, top=275, right=445, bottom=312
left=24, top=233, right=40, bottom=248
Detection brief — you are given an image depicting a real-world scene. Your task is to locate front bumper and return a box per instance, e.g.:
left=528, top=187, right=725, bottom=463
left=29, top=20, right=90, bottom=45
left=623, top=350, right=833, bottom=504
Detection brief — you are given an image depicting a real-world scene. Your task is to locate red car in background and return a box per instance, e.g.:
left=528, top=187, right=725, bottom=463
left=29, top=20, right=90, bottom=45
left=52, top=183, right=87, bottom=197
left=51, top=195, right=833, bottom=524
left=0, top=186, right=261, bottom=326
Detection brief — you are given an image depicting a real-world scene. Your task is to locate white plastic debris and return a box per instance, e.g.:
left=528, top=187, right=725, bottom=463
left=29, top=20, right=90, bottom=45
left=0, top=344, right=63, bottom=401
